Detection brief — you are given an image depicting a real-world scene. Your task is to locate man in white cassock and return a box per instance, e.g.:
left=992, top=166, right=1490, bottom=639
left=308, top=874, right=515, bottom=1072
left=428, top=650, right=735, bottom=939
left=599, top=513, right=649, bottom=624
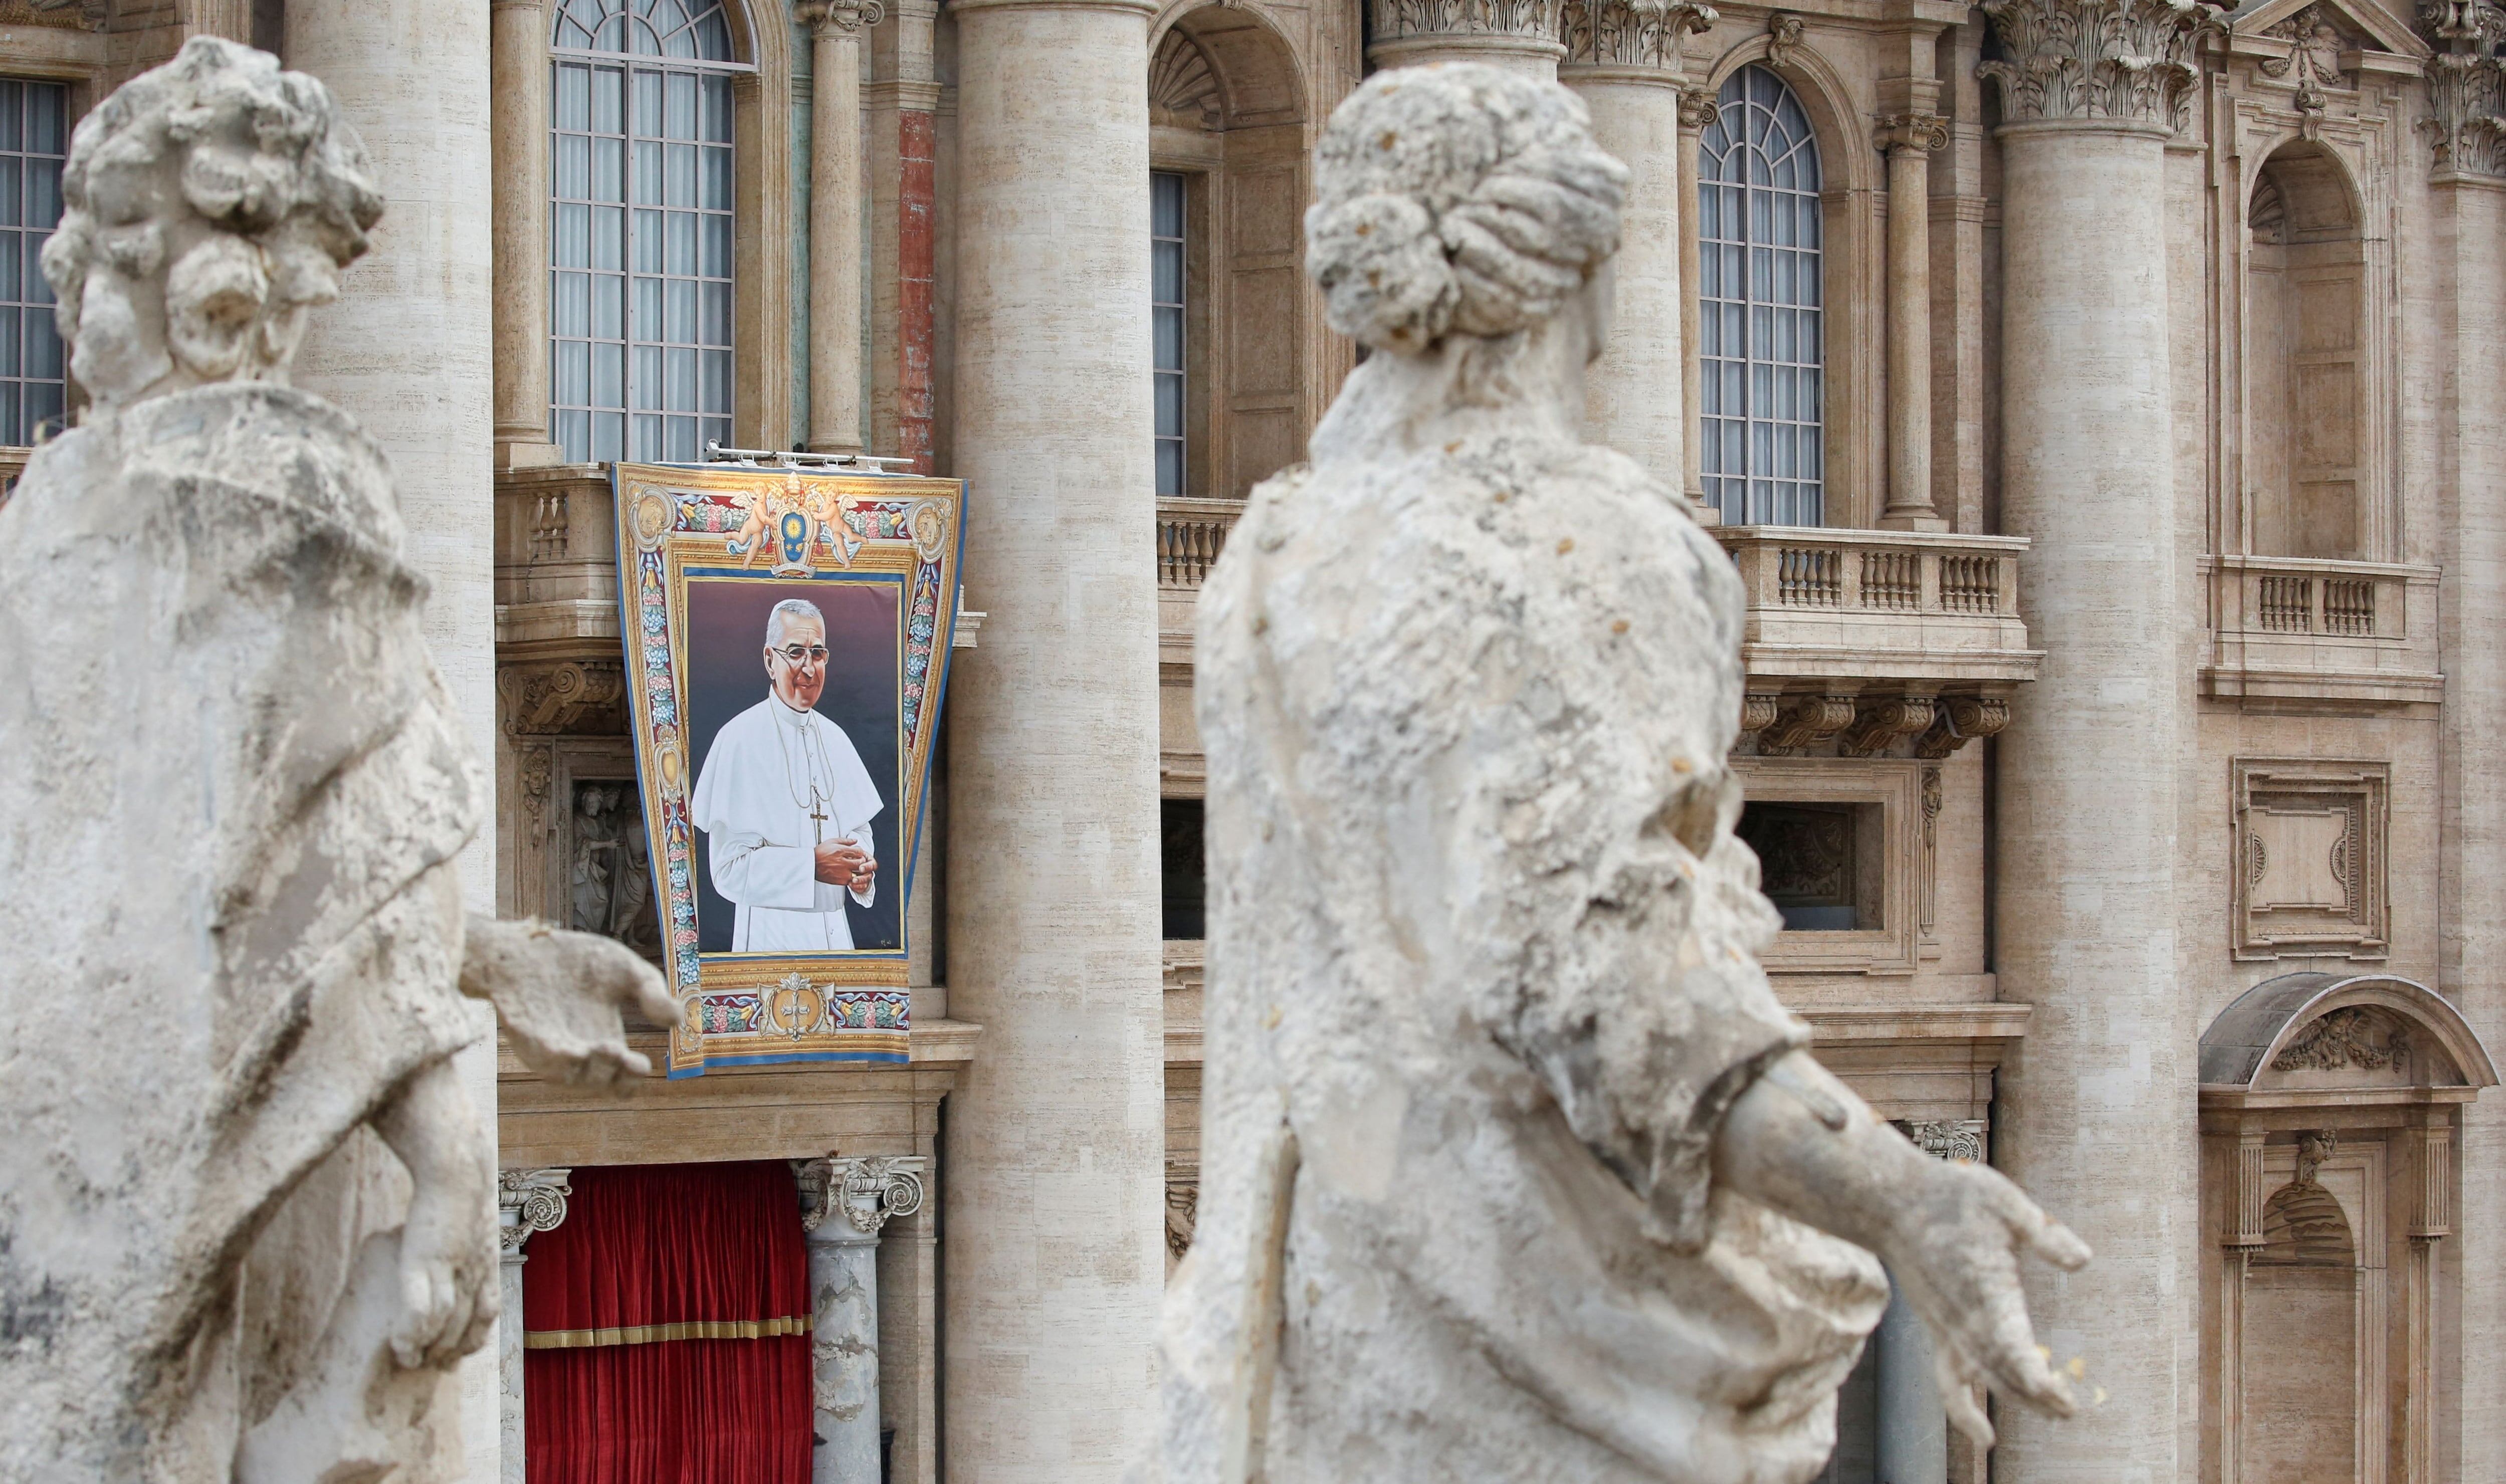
left=691, top=597, right=885, bottom=950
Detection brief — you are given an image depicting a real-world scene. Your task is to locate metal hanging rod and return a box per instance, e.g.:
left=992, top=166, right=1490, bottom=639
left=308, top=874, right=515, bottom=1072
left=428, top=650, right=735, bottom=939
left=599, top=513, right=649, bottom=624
left=704, top=441, right=917, bottom=475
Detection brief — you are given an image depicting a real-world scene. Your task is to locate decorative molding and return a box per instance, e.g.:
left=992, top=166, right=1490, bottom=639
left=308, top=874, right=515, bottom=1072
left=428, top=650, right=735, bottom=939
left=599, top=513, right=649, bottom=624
left=1978, top=0, right=2224, bottom=128
left=1837, top=694, right=1936, bottom=757
left=795, top=1155, right=930, bottom=1239
left=1873, top=112, right=1952, bottom=154
left=1369, top=0, right=1566, bottom=48
left=1758, top=693, right=1856, bottom=752
left=1678, top=83, right=1722, bottom=129
left=2230, top=757, right=2390, bottom=961
left=2419, top=0, right=2506, bottom=174
left=13, top=0, right=105, bottom=29
left=498, top=659, right=627, bottom=738
left=1150, top=28, right=1224, bottom=131
left=1903, top=1119, right=1987, bottom=1162
left=1765, top=11, right=1805, bottom=69
left=797, top=0, right=886, bottom=35
left=498, top=1168, right=573, bottom=1259
left=1912, top=694, right=2009, bottom=758
left=1559, top=0, right=1717, bottom=69
left=1739, top=691, right=1783, bottom=736
left=2271, top=1006, right=2411, bottom=1071
left=571, top=779, right=664, bottom=961
left=2258, top=3, right=2356, bottom=132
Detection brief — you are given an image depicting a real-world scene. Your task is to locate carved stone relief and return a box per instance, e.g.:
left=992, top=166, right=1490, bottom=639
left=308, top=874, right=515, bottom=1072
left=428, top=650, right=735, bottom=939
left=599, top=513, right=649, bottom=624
left=572, top=780, right=664, bottom=963
left=2271, top=1006, right=2411, bottom=1072
left=2419, top=0, right=2506, bottom=175
left=2231, top=758, right=2389, bottom=960
left=1368, top=0, right=1565, bottom=48
left=1150, top=28, right=1224, bottom=131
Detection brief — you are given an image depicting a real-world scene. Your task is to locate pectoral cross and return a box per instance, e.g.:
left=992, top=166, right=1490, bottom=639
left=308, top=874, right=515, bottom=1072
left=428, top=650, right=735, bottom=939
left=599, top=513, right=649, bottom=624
left=810, top=794, right=828, bottom=846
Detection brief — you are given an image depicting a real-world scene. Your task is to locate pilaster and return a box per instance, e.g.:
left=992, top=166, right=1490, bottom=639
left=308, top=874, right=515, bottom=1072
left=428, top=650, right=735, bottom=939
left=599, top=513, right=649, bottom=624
left=1874, top=111, right=1949, bottom=530
left=491, top=0, right=560, bottom=466
left=801, top=0, right=881, bottom=454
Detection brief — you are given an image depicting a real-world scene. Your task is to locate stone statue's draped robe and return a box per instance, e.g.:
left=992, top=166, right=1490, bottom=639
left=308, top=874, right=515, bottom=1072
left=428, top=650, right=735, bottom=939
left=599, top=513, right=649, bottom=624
left=690, top=697, right=882, bottom=951
left=0, top=385, right=484, bottom=1478
left=1169, top=426, right=1889, bottom=1483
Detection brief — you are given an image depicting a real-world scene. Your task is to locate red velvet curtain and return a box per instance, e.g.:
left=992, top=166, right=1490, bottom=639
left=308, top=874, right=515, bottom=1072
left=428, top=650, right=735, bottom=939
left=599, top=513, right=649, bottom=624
left=524, top=1161, right=813, bottom=1484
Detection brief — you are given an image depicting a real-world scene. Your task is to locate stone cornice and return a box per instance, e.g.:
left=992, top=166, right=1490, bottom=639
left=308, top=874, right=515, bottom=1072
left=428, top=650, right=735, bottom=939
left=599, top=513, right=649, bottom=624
left=1558, top=0, right=1716, bottom=69
left=1978, top=0, right=2226, bottom=128
left=2419, top=0, right=2506, bottom=176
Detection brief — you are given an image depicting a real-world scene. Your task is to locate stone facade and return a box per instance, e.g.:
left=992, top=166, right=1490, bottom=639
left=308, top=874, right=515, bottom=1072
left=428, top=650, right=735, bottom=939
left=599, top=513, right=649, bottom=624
left=6, top=0, right=2504, bottom=1479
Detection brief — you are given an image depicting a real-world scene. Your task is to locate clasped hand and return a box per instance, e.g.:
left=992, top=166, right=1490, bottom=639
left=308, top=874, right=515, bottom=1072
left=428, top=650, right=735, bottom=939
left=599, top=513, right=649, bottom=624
left=814, top=835, right=877, bottom=891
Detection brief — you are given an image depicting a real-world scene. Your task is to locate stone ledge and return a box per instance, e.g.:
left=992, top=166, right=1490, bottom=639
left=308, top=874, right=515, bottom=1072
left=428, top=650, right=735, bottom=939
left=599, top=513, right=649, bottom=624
left=495, top=1015, right=984, bottom=1080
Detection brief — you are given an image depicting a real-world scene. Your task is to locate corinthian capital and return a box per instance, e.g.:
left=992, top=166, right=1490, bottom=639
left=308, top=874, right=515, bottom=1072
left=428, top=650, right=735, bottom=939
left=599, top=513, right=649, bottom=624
left=1978, top=0, right=2223, bottom=128
left=2420, top=0, right=2506, bottom=175
left=798, top=0, right=885, bottom=36
left=1371, top=0, right=1566, bottom=50
left=1559, top=0, right=1718, bottom=70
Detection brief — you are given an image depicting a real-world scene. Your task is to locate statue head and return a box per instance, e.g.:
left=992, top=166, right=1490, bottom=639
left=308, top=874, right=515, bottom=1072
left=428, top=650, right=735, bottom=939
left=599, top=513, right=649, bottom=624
left=41, top=36, right=383, bottom=414
left=1305, top=64, right=1628, bottom=358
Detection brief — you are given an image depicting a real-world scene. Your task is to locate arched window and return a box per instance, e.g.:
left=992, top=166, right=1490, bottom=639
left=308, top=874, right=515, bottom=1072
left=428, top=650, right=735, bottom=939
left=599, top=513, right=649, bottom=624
left=1698, top=65, right=1823, bottom=527
left=549, top=0, right=739, bottom=464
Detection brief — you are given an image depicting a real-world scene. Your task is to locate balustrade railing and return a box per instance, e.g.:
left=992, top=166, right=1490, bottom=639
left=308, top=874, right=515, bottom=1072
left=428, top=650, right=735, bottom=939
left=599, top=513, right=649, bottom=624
left=1715, top=526, right=2026, bottom=619
left=1158, top=498, right=1242, bottom=587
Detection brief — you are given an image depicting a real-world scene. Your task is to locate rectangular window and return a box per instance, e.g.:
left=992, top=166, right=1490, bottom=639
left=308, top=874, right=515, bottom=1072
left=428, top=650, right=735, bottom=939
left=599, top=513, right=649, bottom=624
left=549, top=57, right=733, bottom=465
left=1161, top=796, right=1204, bottom=941
left=0, top=80, right=67, bottom=448
left=1736, top=800, right=1880, bottom=931
left=1152, top=170, right=1186, bottom=498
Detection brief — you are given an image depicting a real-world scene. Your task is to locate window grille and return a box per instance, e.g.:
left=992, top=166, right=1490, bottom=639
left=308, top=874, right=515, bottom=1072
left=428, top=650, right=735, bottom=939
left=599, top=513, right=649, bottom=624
left=1152, top=171, right=1186, bottom=497
left=0, top=80, right=66, bottom=448
left=549, top=0, right=737, bottom=465
left=1698, top=65, right=1824, bottom=527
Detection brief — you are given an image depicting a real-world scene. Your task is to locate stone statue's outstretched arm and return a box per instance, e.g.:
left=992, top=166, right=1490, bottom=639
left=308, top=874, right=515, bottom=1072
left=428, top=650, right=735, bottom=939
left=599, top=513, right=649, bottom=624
left=1713, top=1049, right=2091, bottom=1444
left=460, top=915, right=682, bottom=1083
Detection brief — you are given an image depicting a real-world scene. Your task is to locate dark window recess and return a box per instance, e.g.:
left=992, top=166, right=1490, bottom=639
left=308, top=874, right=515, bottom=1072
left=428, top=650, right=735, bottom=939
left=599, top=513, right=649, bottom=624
left=1736, top=800, right=1881, bottom=932
left=1162, top=797, right=1205, bottom=941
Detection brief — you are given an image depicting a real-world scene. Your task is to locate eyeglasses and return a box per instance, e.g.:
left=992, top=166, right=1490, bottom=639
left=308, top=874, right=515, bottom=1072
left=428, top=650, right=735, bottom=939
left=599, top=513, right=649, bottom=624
left=771, top=645, right=829, bottom=665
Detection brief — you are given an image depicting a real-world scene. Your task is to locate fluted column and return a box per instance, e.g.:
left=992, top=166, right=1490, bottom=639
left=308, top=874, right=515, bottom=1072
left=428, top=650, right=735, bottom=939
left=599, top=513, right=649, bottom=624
left=283, top=12, right=503, bottom=1479
left=492, top=0, right=559, bottom=466
left=945, top=0, right=1166, bottom=1474
left=1368, top=0, right=1565, bottom=76
left=1977, top=1, right=2215, bottom=1478
left=2423, top=1, right=2506, bottom=1468
left=867, top=0, right=942, bottom=471
left=803, top=0, right=879, bottom=454
left=795, top=1157, right=927, bottom=1484
left=1875, top=112, right=1946, bottom=530
left=496, top=1171, right=572, bottom=1484
left=1559, top=0, right=1713, bottom=487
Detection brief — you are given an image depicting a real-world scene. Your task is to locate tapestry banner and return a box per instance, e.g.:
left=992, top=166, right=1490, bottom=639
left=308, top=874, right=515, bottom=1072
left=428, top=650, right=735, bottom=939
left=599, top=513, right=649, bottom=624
left=611, top=461, right=963, bottom=1077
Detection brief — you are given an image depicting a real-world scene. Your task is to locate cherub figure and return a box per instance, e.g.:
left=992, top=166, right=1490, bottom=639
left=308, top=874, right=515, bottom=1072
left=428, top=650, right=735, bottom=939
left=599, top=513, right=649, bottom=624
left=729, top=480, right=776, bottom=567
left=1167, top=65, right=2087, bottom=1483
left=0, top=38, right=677, bottom=1481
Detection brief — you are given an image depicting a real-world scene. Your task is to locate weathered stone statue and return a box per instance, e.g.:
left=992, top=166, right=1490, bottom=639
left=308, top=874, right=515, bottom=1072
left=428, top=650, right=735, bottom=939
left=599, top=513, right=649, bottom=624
left=1167, top=65, right=2089, bottom=1483
left=0, top=38, right=675, bottom=1480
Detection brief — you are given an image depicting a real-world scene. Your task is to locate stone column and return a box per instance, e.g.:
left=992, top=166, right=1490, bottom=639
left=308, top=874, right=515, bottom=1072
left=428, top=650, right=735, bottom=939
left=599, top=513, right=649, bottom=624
left=491, top=0, right=560, bottom=467
left=1677, top=83, right=1716, bottom=518
left=1368, top=0, right=1564, bottom=77
left=944, top=0, right=1167, bottom=1475
left=1874, top=1121, right=1984, bottom=1484
left=2403, top=1121, right=2452, bottom=1484
left=495, top=1171, right=572, bottom=1484
left=802, top=0, right=880, bottom=454
left=1559, top=0, right=1712, bottom=487
left=2423, top=6, right=2506, bottom=1472
left=1976, top=1, right=2215, bottom=1479
left=1874, top=112, right=1947, bottom=531
left=283, top=11, right=503, bottom=1479
left=795, top=1157, right=927, bottom=1484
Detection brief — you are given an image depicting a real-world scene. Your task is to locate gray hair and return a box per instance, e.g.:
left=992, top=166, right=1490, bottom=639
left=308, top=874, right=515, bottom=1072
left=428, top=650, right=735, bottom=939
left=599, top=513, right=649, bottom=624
left=765, top=597, right=826, bottom=648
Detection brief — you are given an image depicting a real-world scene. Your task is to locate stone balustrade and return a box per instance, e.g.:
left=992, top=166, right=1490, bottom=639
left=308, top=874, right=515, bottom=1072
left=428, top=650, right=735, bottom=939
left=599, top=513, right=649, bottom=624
left=2205, top=554, right=2436, bottom=712
left=2203, top=554, right=2443, bottom=708
left=1157, top=497, right=1241, bottom=587
left=1708, top=525, right=2039, bottom=689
